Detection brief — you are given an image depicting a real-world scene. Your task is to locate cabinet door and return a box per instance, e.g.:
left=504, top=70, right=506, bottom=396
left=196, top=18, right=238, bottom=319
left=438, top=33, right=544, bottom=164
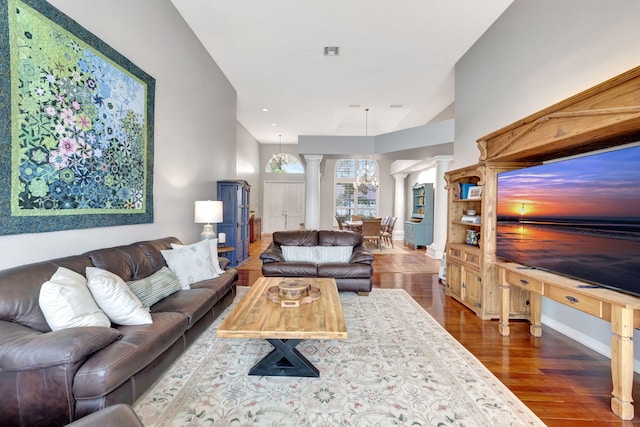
left=446, top=261, right=462, bottom=299
left=463, top=270, right=482, bottom=312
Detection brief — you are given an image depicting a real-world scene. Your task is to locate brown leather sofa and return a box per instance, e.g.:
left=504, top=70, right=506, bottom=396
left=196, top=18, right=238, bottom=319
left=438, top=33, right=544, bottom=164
left=0, top=237, right=238, bottom=427
left=260, top=230, right=374, bottom=294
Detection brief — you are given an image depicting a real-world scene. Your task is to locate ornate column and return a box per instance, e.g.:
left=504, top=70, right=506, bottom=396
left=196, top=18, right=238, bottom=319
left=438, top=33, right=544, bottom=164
left=392, top=174, right=407, bottom=242
left=303, top=154, right=323, bottom=229
left=426, top=156, right=453, bottom=259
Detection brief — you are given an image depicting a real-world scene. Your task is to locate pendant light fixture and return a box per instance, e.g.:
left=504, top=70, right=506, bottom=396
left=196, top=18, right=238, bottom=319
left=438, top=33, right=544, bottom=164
left=269, top=134, right=289, bottom=173
left=356, top=108, right=378, bottom=193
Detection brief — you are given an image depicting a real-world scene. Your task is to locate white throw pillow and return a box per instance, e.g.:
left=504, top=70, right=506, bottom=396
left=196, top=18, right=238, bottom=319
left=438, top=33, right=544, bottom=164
left=171, top=239, right=224, bottom=275
left=86, top=267, right=152, bottom=325
left=315, top=246, right=353, bottom=264
left=162, top=239, right=218, bottom=289
left=39, top=267, right=111, bottom=331
left=281, top=246, right=317, bottom=263
left=128, top=267, right=182, bottom=308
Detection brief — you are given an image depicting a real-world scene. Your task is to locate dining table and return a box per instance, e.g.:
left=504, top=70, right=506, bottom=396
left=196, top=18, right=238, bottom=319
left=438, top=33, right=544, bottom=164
left=344, top=220, right=363, bottom=233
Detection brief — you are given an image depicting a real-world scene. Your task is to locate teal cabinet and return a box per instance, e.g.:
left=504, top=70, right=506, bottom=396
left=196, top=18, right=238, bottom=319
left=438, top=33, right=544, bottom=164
left=404, top=183, right=434, bottom=248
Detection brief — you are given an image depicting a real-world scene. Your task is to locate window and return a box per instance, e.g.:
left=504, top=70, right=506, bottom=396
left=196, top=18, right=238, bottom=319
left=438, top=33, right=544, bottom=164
left=334, top=159, right=378, bottom=222
left=265, top=153, right=304, bottom=173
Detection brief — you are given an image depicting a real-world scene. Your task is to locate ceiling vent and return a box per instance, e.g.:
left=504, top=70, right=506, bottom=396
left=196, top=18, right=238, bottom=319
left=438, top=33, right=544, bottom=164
left=324, top=46, right=339, bottom=56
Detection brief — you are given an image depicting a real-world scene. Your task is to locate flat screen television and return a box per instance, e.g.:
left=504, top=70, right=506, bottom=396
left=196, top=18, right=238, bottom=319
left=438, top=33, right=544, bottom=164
left=496, top=143, right=640, bottom=297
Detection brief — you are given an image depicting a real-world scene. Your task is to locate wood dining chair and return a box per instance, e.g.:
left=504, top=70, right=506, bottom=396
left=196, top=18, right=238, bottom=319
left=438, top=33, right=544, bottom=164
left=381, top=216, right=397, bottom=248
left=361, top=218, right=382, bottom=249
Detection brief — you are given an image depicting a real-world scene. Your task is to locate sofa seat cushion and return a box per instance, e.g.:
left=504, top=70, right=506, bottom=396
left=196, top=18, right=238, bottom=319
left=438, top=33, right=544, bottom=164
left=317, top=263, right=373, bottom=279
left=190, top=269, right=239, bottom=302
left=261, top=262, right=318, bottom=277
left=150, top=289, right=217, bottom=327
left=73, top=312, right=187, bottom=399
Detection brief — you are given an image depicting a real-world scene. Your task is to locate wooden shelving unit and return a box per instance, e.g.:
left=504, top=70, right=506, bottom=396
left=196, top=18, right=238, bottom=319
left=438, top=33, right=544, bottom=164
left=444, top=163, right=534, bottom=320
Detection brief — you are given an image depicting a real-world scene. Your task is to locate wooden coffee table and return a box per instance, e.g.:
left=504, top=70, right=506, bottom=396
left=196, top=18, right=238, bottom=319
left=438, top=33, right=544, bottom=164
left=217, top=277, right=347, bottom=377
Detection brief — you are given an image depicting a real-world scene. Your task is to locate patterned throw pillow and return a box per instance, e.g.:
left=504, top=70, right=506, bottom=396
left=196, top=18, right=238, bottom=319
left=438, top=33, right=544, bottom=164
left=315, top=246, right=353, bottom=264
left=39, top=267, right=111, bottom=330
left=127, top=267, right=182, bottom=308
left=86, top=267, right=152, bottom=326
left=171, top=239, right=225, bottom=275
left=161, top=239, right=218, bottom=289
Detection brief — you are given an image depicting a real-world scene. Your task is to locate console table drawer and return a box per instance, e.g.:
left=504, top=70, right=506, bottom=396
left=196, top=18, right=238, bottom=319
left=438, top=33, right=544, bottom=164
left=547, top=286, right=603, bottom=317
left=504, top=270, right=543, bottom=293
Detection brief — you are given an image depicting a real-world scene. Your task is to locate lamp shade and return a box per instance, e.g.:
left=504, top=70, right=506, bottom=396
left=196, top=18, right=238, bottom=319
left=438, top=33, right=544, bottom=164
left=194, top=200, right=223, bottom=224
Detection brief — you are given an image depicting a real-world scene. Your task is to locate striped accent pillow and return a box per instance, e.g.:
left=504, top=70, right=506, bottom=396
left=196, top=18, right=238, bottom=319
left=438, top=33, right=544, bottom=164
left=127, top=267, right=182, bottom=308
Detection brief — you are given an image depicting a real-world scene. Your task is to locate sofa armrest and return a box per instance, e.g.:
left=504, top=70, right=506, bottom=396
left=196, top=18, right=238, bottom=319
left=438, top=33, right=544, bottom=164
left=0, top=323, right=122, bottom=371
left=260, top=242, right=285, bottom=263
left=350, top=244, right=374, bottom=264
left=219, top=256, right=231, bottom=270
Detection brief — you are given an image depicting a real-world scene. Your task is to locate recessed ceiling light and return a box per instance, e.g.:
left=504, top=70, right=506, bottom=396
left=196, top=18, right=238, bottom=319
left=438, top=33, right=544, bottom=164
left=348, top=104, right=360, bottom=108
left=271, top=123, right=277, bottom=127
left=262, top=108, right=269, bottom=112
left=324, top=46, right=339, bottom=56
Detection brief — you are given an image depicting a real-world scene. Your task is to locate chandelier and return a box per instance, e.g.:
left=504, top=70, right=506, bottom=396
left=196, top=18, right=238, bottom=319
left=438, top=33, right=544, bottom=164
left=269, top=134, right=289, bottom=172
left=357, top=160, right=378, bottom=194
left=356, top=109, right=378, bottom=193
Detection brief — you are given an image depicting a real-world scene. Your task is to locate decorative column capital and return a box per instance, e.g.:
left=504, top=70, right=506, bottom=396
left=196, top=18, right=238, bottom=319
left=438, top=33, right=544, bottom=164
left=303, top=154, right=323, bottom=163
left=392, top=173, right=408, bottom=181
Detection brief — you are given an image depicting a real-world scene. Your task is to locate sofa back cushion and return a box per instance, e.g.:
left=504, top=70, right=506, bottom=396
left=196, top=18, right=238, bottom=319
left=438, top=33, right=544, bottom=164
left=85, top=237, right=180, bottom=282
left=273, top=230, right=319, bottom=247
left=319, top=230, right=363, bottom=247
left=0, top=256, right=93, bottom=332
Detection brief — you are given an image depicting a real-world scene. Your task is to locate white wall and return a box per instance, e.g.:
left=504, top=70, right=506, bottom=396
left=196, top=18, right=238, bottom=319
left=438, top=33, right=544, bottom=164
left=455, top=0, right=640, bottom=367
left=236, top=122, right=261, bottom=214
left=0, top=0, right=240, bottom=270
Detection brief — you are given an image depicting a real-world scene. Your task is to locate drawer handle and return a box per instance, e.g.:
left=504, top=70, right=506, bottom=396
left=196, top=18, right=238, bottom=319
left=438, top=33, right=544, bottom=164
left=519, top=279, right=529, bottom=285
left=565, top=296, right=580, bottom=304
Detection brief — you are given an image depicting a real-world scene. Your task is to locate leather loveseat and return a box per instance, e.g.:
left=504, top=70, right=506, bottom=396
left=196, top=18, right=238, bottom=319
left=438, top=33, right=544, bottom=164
left=0, top=237, right=238, bottom=427
left=260, top=230, right=374, bottom=294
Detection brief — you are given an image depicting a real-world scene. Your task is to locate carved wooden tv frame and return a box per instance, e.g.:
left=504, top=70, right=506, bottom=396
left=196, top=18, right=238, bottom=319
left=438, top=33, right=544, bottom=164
left=478, top=65, right=640, bottom=420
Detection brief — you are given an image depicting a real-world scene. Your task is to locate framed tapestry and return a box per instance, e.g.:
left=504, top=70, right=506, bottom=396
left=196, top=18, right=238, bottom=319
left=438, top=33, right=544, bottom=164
left=0, top=0, right=155, bottom=236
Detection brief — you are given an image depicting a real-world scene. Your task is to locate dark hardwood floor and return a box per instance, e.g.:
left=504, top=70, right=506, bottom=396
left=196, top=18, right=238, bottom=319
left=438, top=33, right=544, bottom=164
left=237, top=235, right=640, bottom=426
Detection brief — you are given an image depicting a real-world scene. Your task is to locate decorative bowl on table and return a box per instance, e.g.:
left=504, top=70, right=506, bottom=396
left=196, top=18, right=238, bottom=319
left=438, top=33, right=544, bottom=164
left=278, top=280, right=310, bottom=300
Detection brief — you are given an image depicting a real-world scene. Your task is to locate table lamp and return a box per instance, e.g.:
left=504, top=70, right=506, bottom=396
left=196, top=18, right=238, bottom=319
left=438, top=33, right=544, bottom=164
left=194, top=200, right=223, bottom=240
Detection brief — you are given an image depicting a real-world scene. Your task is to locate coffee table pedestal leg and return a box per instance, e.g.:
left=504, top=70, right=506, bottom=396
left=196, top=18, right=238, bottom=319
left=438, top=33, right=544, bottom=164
left=249, top=339, right=319, bottom=377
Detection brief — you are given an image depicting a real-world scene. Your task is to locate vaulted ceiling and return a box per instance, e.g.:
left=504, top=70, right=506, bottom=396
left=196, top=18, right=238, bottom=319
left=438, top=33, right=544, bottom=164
left=170, top=0, right=513, bottom=145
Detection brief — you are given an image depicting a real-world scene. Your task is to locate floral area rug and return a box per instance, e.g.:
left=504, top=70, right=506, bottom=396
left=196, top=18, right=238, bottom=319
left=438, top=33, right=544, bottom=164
left=134, top=287, right=545, bottom=426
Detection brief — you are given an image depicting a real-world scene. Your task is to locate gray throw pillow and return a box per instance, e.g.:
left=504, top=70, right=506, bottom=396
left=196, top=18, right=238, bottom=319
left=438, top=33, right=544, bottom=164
left=127, top=267, right=182, bottom=307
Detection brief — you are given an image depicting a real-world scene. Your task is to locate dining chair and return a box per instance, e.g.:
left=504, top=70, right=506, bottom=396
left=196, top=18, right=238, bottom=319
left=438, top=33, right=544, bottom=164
left=335, top=215, right=344, bottom=230
left=351, top=215, right=362, bottom=221
left=381, top=216, right=397, bottom=248
left=361, top=218, right=382, bottom=249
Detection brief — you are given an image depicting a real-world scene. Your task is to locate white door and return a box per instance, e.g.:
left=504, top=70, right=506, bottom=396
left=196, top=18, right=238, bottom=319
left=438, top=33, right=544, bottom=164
left=263, top=182, right=305, bottom=233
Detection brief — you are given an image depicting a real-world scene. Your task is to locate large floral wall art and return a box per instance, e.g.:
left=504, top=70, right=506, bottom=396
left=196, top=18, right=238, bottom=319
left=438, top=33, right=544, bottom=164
left=0, top=0, right=155, bottom=235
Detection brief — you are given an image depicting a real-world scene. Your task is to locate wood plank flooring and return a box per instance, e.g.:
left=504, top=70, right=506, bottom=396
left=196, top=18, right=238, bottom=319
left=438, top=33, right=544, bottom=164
left=237, top=235, right=640, bottom=426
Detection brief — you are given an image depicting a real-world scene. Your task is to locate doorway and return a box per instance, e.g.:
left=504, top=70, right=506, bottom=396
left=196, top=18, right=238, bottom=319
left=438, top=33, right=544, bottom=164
left=263, top=182, right=305, bottom=233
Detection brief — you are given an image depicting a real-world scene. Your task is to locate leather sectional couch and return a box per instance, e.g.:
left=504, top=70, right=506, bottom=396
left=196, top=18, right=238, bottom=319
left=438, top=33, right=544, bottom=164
left=260, top=230, right=374, bottom=294
left=0, top=237, right=238, bottom=427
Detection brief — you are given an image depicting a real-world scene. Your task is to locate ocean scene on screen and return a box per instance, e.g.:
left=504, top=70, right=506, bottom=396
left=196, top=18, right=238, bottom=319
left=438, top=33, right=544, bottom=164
left=496, top=145, right=640, bottom=296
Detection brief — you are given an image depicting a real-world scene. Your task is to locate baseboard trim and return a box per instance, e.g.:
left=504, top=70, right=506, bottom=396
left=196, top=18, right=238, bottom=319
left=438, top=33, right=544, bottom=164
left=542, top=314, right=640, bottom=373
